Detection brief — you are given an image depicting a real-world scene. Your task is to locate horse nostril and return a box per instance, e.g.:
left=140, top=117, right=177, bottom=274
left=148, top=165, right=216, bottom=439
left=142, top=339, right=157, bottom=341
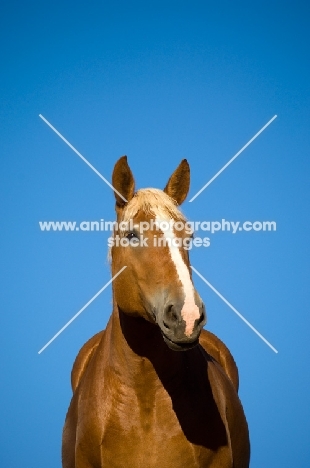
left=163, top=304, right=179, bottom=330
left=197, top=313, right=204, bottom=326
left=172, top=311, right=178, bottom=321
left=167, top=305, right=179, bottom=321
left=163, top=320, right=170, bottom=330
left=197, top=305, right=206, bottom=326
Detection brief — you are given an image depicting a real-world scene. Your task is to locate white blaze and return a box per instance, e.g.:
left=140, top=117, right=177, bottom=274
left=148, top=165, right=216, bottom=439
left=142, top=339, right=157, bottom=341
left=155, top=218, right=200, bottom=337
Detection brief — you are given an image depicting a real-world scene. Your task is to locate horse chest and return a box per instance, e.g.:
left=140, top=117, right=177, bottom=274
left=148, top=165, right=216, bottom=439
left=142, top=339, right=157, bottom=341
left=85, top=368, right=231, bottom=468
left=98, top=391, right=221, bottom=468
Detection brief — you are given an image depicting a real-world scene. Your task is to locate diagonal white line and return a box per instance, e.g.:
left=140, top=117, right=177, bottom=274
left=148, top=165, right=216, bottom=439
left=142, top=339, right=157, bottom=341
left=39, top=114, right=127, bottom=203
left=189, top=115, right=277, bottom=202
left=191, top=265, right=278, bottom=353
left=38, top=266, right=127, bottom=354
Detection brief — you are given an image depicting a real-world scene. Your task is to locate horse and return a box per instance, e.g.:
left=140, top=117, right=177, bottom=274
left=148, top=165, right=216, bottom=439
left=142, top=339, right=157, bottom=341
left=62, top=156, right=250, bottom=468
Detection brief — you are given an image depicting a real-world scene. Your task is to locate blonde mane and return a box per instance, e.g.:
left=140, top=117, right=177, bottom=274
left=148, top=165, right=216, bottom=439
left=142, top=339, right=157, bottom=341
left=121, top=188, right=186, bottom=223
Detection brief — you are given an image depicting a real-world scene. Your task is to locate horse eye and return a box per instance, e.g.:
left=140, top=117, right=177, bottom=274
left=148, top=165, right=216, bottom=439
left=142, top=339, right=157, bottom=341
left=126, top=231, right=138, bottom=240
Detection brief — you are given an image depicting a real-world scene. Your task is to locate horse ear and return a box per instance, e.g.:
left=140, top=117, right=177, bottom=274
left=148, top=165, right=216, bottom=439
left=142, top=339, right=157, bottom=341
left=164, top=159, right=190, bottom=205
left=112, top=156, right=135, bottom=208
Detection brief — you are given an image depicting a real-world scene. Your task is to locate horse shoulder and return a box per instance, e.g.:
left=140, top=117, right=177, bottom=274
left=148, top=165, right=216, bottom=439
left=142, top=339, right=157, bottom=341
left=71, top=330, right=105, bottom=392
left=199, top=329, right=239, bottom=391
left=206, top=357, right=250, bottom=468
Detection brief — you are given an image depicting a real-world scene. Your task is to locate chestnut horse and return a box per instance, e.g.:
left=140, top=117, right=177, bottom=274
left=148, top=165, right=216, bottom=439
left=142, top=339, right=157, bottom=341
left=62, top=156, right=250, bottom=468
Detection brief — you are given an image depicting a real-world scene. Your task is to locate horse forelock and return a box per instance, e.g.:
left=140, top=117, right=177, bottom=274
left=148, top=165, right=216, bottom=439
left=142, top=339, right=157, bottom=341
left=120, top=188, right=186, bottom=223
left=108, top=189, right=187, bottom=262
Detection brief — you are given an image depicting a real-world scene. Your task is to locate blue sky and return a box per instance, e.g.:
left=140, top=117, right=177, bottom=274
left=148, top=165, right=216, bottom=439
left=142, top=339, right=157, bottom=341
left=1, top=1, right=310, bottom=466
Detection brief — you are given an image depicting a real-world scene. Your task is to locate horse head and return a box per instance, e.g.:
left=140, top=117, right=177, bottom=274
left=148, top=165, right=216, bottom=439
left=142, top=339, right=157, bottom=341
left=110, top=156, right=206, bottom=351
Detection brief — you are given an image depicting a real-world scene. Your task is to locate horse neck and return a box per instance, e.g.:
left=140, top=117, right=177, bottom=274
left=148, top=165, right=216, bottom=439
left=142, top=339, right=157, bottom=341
left=105, top=297, right=205, bottom=391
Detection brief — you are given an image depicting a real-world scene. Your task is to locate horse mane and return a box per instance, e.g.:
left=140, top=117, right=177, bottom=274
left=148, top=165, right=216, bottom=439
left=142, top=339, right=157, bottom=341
left=120, top=188, right=186, bottom=223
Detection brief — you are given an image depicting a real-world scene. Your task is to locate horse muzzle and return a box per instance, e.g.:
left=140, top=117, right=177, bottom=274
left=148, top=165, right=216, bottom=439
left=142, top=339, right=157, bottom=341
left=156, top=300, right=206, bottom=352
